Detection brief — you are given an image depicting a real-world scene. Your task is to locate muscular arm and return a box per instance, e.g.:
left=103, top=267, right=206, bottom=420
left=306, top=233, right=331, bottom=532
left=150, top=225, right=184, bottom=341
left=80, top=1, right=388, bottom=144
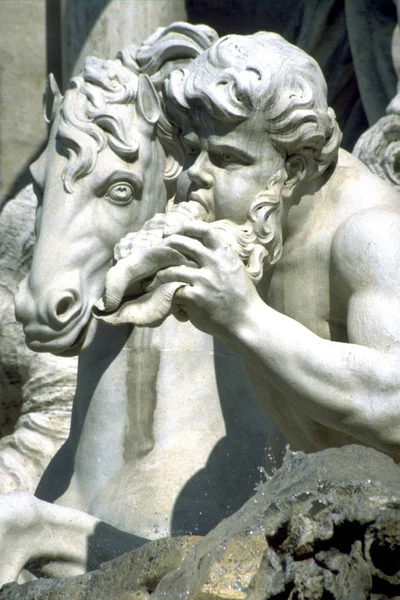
left=155, top=211, right=400, bottom=459
left=233, top=209, right=400, bottom=457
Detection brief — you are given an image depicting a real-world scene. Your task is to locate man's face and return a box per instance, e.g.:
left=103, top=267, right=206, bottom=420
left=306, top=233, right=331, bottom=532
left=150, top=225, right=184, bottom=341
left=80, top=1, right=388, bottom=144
left=175, top=112, right=285, bottom=224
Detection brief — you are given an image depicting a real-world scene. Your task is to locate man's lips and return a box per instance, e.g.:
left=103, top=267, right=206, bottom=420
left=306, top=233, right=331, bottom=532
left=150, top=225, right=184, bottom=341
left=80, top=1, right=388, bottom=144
left=188, top=191, right=211, bottom=218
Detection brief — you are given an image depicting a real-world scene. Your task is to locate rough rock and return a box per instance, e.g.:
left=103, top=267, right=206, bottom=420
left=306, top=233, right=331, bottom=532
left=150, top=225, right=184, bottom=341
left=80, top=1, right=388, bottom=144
left=0, top=185, right=77, bottom=493
left=0, top=536, right=200, bottom=600
left=153, top=444, right=400, bottom=599
left=2, top=445, right=400, bottom=599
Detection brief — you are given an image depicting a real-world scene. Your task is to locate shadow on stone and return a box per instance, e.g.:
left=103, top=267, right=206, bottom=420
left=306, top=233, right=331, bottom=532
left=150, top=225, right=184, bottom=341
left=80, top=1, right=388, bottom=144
left=3, top=445, right=400, bottom=599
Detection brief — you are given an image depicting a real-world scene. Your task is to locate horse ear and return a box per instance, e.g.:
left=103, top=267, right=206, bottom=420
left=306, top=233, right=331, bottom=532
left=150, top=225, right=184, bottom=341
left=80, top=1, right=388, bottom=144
left=43, top=73, right=63, bottom=124
left=137, top=74, right=161, bottom=125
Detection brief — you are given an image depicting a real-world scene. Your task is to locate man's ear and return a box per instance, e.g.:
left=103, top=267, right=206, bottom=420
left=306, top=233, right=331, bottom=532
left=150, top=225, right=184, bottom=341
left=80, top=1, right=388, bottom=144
left=282, top=154, right=307, bottom=197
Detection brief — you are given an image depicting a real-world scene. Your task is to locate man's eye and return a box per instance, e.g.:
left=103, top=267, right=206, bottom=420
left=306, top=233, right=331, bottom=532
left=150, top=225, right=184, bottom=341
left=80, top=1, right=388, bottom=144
left=106, top=182, right=135, bottom=205
left=222, top=152, right=233, bottom=162
left=181, top=136, right=199, bottom=157
left=187, top=146, right=199, bottom=157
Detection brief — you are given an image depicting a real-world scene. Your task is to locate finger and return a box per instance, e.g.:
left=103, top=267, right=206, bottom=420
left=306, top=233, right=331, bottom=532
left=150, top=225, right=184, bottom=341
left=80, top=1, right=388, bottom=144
left=94, top=282, right=188, bottom=327
left=170, top=285, right=192, bottom=322
left=145, top=265, right=198, bottom=292
left=96, top=247, right=192, bottom=312
left=143, top=213, right=169, bottom=230
left=162, top=234, right=212, bottom=266
left=172, top=283, right=196, bottom=306
left=164, top=221, right=224, bottom=251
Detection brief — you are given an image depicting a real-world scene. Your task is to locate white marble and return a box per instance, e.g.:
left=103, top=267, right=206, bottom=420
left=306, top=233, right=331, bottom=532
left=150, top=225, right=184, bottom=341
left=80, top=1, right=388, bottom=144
left=102, top=31, right=400, bottom=462
left=2, top=24, right=271, bottom=585
left=6, top=26, right=400, bottom=587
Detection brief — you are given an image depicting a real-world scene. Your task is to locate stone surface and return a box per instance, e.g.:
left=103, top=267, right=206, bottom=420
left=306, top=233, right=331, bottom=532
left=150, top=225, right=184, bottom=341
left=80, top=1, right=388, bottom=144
left=2, top=446, right=400, bottom=599
left=0, top=535, right=200, bottom=599
left=0, top=185, right=76, bottom=493
left=0, top=1, right=47, bottom=204
left=153, top=445, right=400, bottom=600
left=345, top=0, right=397, bottom=126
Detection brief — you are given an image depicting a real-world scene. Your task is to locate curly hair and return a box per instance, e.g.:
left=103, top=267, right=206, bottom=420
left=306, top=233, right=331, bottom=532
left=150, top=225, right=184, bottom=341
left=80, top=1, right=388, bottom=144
left=165, top=32, right=342, bottom=181
left=57, top=57, right=140, bottom=193
left=53, top=23, right=219, bottom=193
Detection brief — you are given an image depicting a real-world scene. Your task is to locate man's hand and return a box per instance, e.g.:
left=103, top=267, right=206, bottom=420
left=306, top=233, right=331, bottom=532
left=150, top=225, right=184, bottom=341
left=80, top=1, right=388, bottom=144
left=93, top=208, right=203, bottom=327
left=148, top=221, right=260, bottom=338
left=94, top=215, right=261, bottom=332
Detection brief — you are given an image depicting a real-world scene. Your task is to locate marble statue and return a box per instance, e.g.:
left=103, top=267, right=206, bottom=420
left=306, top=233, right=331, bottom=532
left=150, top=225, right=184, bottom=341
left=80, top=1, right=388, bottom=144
left=0, top=24, right=272, bottom=585
left=98, top=31, right=400, bottom=463
left=4, top=25, right=400, bottom=588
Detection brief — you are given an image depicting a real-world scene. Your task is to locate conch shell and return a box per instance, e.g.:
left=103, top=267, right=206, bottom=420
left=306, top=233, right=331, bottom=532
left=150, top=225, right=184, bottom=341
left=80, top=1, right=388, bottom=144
left=93, top=201, right=206, bottom=327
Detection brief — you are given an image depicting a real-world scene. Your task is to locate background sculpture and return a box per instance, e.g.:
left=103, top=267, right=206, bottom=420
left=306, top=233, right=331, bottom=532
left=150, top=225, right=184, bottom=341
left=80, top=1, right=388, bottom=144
left=353, top=0, right=400, bottom=190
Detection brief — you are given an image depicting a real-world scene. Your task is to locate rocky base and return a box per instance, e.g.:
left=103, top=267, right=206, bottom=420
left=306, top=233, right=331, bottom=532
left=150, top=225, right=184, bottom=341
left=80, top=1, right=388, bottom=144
left=2, top=445, right=400, bottom=599
left=0, top=536, right=200, bottom=600
left=0, top=185, right=76, bottom=494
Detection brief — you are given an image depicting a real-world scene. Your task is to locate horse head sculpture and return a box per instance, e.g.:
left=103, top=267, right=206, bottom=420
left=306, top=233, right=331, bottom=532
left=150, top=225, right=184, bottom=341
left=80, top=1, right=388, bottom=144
left=15, top=23, right=217, bottom=357
left=15, top=61, right=174, bottom=356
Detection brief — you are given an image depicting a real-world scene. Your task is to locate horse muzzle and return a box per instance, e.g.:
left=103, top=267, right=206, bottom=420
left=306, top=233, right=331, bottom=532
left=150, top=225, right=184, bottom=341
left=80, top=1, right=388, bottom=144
left=14, top=276, right=98, bottom=355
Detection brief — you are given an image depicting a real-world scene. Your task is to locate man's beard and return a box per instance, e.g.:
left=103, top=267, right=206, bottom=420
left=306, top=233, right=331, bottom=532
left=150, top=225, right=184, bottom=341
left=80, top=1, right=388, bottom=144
left=174, top=168, right=285, bottom=284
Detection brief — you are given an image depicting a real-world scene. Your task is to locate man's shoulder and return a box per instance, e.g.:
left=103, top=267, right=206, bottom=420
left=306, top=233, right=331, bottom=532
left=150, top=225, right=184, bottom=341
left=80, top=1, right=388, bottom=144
left=332, top=200, right=400, bottom=290
left=332, top=149, right=398, bottom=204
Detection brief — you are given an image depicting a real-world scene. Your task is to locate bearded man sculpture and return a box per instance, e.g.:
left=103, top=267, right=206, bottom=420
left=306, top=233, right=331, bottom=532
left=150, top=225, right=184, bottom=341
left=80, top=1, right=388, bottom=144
left=4, top=28, right=400, bottom=589
left=101, top=31, right=400, bottom=462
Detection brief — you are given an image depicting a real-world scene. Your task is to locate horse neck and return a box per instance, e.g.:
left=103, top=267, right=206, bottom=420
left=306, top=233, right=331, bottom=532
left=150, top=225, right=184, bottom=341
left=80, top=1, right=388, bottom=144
left=70, top=322, right=159, bottom=461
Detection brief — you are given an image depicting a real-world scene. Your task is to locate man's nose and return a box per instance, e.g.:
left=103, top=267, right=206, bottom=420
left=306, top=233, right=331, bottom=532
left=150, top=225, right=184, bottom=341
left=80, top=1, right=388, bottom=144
left=187, top=152, right=213, bottom=189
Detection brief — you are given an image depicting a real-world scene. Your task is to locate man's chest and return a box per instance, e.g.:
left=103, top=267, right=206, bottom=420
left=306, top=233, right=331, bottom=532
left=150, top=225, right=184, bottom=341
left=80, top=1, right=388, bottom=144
left=266, top=228, right=348, bottom=343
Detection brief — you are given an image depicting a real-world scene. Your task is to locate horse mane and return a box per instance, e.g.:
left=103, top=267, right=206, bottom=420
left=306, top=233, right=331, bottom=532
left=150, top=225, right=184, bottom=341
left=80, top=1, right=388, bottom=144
left=56, top=22, right=219, bottom=193
left=58, top=57, right=141, bottom=193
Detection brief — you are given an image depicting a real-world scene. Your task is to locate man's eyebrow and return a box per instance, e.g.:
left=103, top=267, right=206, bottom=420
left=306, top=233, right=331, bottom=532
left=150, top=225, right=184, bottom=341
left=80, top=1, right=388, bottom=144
left=181, top=131, right=199, bottom=142
left=208, top=138, right=254, bottom=161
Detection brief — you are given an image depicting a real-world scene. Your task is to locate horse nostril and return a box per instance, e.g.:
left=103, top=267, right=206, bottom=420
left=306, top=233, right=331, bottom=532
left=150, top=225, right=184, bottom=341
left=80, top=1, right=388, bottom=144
left=48, top=290, right=82, bottom=328
left=56, top=296, right=75, bottom=317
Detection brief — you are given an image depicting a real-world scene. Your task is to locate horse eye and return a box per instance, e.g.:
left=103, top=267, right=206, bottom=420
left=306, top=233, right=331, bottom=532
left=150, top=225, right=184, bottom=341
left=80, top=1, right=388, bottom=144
left=106, top=182, right=134, bottom=205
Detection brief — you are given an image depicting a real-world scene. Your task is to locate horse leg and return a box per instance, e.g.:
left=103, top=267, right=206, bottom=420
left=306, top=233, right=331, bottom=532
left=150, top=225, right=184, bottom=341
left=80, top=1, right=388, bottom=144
left=0, top=492, right=146, bottom=584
